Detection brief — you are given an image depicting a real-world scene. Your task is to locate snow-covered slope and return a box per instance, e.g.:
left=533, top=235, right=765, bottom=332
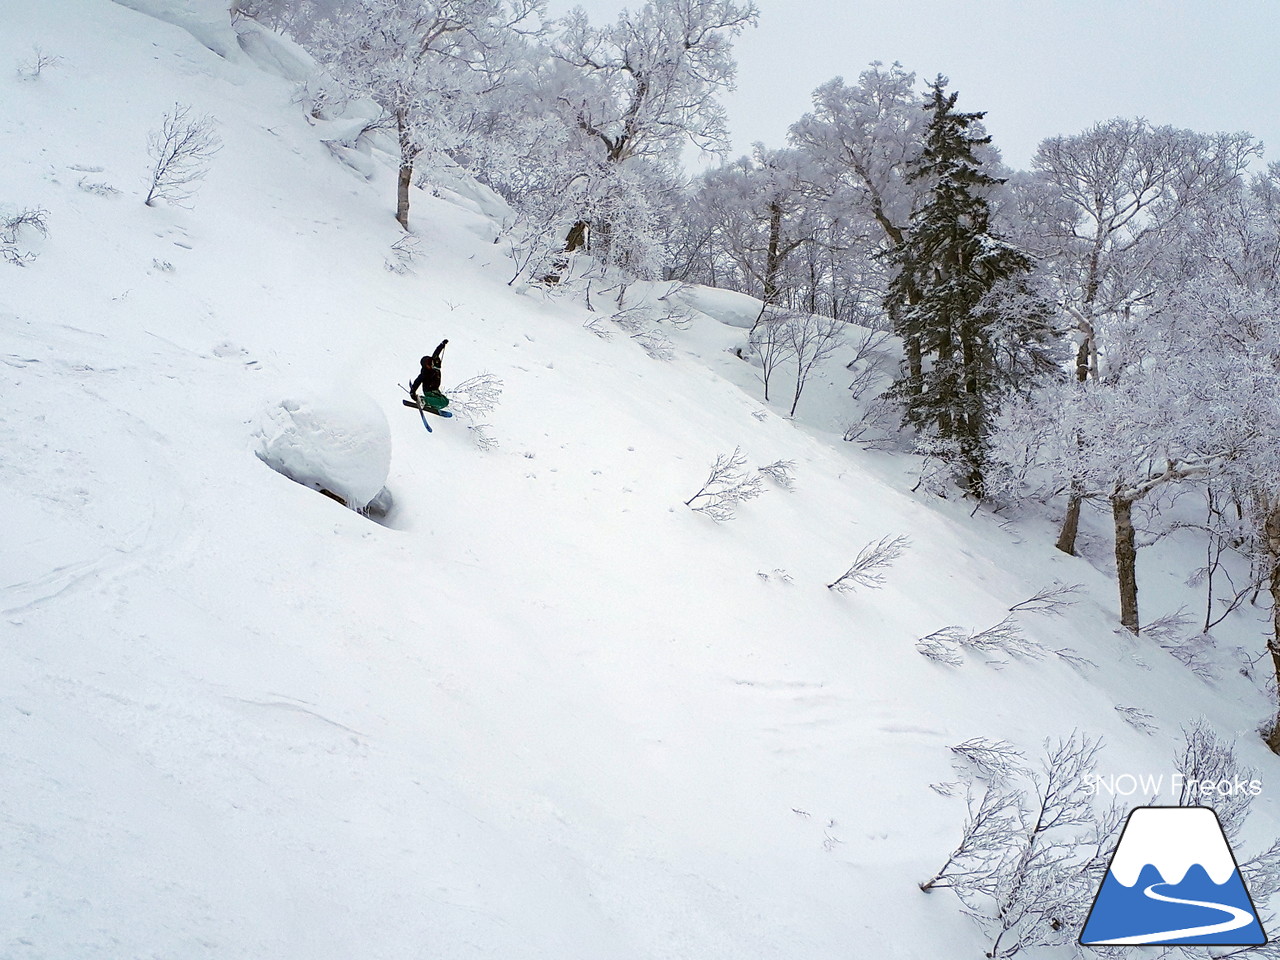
left=3, top=4, right=1278, bottom=958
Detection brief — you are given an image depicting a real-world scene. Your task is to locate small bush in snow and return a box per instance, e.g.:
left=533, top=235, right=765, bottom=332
left=924, top=733, right=1121, bottom=959
left=757, top=459, right=796, bottom=489
left=685, top=447, right=764, bottom=522
left=915, top=627, right=966, bottom=665
left=915, top=616, right=1051, bottom=666
left=826, top=535, right=908, bottom=592
left=756, top=568, right=793, bottom=584
left=1147, top=611, right=1218, bottom=682
left=631, top=328, right=673, bottom=361
left=447, top=374, right=503, bottom=420
left=842, top=393, right=900, bottom=449
left=77, top=177, right=121, bottom=198
left=949, top=737, right=1025, bottom=785
left=145, top=103, right=222, bottom=207
left=1, top=207, right=49, bottom=266
left=1052, top=646, right=1096, bottom=672
left=919, top=781, right=1022, bottom=894
left=1007, top=582, right=1082, bottom=616
left=16, top=46, right=61, bottom=81
left=446, top=374, right=504, bottom=451
left=959, top=615, right=1045, bottom=661
left=384, top=235, right=421, bottom=274
left=1114, top=704, right=1158, bottom=735
left=927, top=725, right=1280, bottom=958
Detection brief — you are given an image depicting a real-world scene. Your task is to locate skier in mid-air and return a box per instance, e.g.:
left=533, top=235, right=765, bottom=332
left=408, top=339, right=449, bottom=413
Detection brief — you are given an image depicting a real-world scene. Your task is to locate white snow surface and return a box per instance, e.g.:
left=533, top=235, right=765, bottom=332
left=253, top=389, right=392, bottom=509
left=677, top=282, right=767, bottom=328
left=3, top=3, right=1279, bottom=959
left=110, top=0, right=244, bottom=60
left=1109, top=807, right=1239, bottom=886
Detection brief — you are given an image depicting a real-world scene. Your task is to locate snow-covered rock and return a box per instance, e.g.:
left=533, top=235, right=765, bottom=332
left=253, top=389, right=391, bottom=509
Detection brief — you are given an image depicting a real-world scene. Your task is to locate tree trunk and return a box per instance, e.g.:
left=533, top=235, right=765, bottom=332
left=1074, top=336, right=1092, bottom=383
left=1113, top=494, right=1140, bottom=634
left=934, top=313, right=954, bottom=440
left=763, top=201, right=782, bottom=305
left=396, top=163, right=412, bottom=231
left=1266, top=559, right=1280, bottom=754
left=1263, top=499, right=1280, bottom=754
left=904, top=333, right=923, bottom=396
left=959, top=326, right=983, bottom=497
left=395, top=108, right=414, bottom=231
left=1056, top=486, right=1083, bottom=555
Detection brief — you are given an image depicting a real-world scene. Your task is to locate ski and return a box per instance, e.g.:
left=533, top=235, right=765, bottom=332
left=401, top=399, right=453, bottom=417
left=400, top=384, right=432, bottom=431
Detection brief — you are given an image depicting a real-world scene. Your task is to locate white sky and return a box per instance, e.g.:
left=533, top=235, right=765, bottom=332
left=545, top=0, right=1279, bottom=173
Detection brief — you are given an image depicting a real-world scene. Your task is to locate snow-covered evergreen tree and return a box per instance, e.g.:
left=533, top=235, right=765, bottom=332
left=884, top=78, right=1034, bottom=497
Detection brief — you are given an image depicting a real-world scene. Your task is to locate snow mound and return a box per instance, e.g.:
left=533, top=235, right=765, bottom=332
left=232, top=17, right=316, bottom=82
left=111, top=0, right=243, bottom=61
left=253, top=389, right=391, bottom=510
left=677, top=283, right=766, bottom=328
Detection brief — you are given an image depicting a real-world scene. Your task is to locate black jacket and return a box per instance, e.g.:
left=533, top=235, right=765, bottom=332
left=410, top=339, right=448, bottom=395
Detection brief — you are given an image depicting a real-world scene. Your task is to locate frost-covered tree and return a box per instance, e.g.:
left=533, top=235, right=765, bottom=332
left=789, top=62, right=925, bottom=349
left=549, top=0, right=757, bottom=261
left=312, top=0, right=543, bottom=230
left=789, top=61, right=923, bottom=255
left=1016, top=118, right=1259, bottom=553
left=1165, top=171, right=1280, bottom=737
left=991, top=175, right=1278, bottom=636
left=884, top=78, right=1034, bottom=496
left=694, top=145, right=821, bottom=305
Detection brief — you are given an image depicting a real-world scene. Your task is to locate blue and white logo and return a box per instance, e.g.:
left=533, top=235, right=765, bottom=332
left=1080, top=806, right=1266, bottom=946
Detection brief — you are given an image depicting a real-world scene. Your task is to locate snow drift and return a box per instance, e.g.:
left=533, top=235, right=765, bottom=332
left=253, top=390, right=391, bottom=509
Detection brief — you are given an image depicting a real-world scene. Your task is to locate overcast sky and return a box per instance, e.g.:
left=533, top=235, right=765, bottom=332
left=545, top=0, right=1279, bottom=173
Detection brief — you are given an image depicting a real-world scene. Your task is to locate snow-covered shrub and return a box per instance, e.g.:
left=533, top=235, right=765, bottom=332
left=1114, top=704, right=1157, bottom=735
left=913, top=615, right=1045, bottom=665
left=928, top=725, right=1280, bottom=958
left=446, top=373, right=504, bottom=450
left=1, top=206, right=49, bottom=266
left=827, top=535, right=908, bottom=592
left=1007, top=582, right=1082, bottom=616
left=949, top=738, right=1025, bottom=785
left=685, top=447, right=764, bottom=521
left=915, top=627, right=966, bottom=665
left=959, top=615, right=1045, bottom=661
left=923, top=734, right=1120, bottom=958
left=145, top=103, right=222, bottom=207
left=757, top=459, right=796, bottom=489
left=16, top=45, right=61, bottom=81
left=253, top=389, right=391, bottom=511
left=384, top=235, right=420, bottom=274
left=77, top=177, right=121, bottom=198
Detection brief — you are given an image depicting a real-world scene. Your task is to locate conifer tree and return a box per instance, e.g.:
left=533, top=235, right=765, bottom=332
left=885, top=77, right=1033, bottom=496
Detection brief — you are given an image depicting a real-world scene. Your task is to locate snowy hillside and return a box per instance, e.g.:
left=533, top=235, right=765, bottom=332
left=3, top=3, right=1279, bottom=958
